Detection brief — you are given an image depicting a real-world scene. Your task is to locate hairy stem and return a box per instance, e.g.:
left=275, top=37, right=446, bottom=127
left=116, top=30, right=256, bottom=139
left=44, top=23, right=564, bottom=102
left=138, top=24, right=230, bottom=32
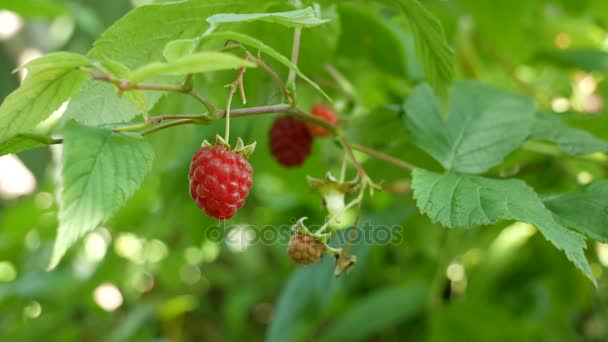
left=286, top=27, right=302, bottom=91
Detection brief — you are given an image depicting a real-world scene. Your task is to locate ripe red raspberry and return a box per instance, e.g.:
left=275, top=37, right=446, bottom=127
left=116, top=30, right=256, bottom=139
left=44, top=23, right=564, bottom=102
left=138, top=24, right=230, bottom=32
left=189, top=145, right=253, bottom=220
left=287, top=232, right=324, bottom=265
left=269, top=116, right=313, bottom=167
left=308, top=103, right=338, bottom=137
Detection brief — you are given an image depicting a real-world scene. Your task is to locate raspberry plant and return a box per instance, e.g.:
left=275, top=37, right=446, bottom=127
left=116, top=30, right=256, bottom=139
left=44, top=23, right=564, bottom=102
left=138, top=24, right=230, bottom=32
left=1, top=0, right=608, bottom=340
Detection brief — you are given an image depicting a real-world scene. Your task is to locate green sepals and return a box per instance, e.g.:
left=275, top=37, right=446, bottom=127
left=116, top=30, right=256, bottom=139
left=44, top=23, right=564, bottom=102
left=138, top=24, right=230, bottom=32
left=200, top=134, right=256, bottom=159
left=308, top=172, right=359, bottom=224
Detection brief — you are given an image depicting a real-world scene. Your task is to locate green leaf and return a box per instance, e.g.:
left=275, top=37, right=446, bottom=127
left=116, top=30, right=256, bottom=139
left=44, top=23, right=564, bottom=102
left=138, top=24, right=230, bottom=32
left=0, top=133, right=55, bottom=157
left=184, top=31, right=332, bottom=101
left=545, top=181, right=608, bottom=242
left=0, top=52, right=90, bottom=143
left=127, top=52, right=256, bottom=83
left=1, top=0, right=68, bottom=18
left=530, top=113, right=608, bottom=155
left=63, top=81, right=142, bottom=125
left=411, top=168, right=595, bottom=284
left=386, top=0, right=454, bottom=97
left=536, top=49, right=608, bottom=72
left=337, top=3, right=409, bottom=77
left=49, top=122, right=154, bottom=269
left=318, top=283, right=428, bottom=342
left=207, top=7, right=330, bottom=28
left=87, top=0, right=268, bottom=68
left=266, top=258, right=340, bottom=342
left=403, top=81, right=535, bottom=174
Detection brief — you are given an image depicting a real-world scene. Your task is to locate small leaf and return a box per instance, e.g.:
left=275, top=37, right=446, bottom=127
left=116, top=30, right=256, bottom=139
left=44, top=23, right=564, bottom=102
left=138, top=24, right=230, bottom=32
left=127, top=52, right=256, bottom=83
left=411, top=169, right=595, bottom=284
left=530, top=113, right=608, bottom=155
left=318, top=283, right=428, bottom=342
left=385, top=0, right=454, bottom=97
left=49, top=122, right=154, bottom=269
left=0, top=52, right=90, bottom=143
left=545, top=180, right=608, bottom=242
left=403, top=81, right=535, bottom=173
left=0, top=133, right=55, bottom=157
left=207, top=7, right=330, bottom=28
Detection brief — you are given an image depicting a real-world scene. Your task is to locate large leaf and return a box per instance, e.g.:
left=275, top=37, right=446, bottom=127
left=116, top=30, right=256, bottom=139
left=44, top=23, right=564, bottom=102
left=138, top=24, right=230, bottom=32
left=403, top=81, right=535, bottom=173
left=63, top=81, right=142, bottom=125
left=0, top=133, right=56, bottom=157
left=49, top=122, right=154, bottom=269
left=127, top=52, right=256, bottom=83
left=318, top=283, right=427, bottom=342
left=386, top=0, right=454, bottom=97
left=164, top=31, right=330, bottom=101
left=0, top=52, right=90, bottom=143
left=207, top=7, right=330, bottom=28
left=544, top=181, right=608, bottom=242
left=87, top=0, right=268, bottom=67
left=65, top=60, right=147, bottom=125
left=529, top=113, right=608, bottom=155
left=411, top=168, right=594, bottom=284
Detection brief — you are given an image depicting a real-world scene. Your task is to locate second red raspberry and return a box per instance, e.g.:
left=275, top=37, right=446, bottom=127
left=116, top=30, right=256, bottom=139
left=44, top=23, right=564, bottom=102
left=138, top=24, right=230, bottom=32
left=269, top=116, right=313, bottom=167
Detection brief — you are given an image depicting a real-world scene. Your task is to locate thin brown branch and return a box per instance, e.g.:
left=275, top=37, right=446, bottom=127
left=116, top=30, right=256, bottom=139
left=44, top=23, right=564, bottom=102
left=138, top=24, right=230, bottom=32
left=350, top=143, right=416, bottom=171
left=140, top=119, right=197, bottom=136
left=246, top=55, right=293, bottom=104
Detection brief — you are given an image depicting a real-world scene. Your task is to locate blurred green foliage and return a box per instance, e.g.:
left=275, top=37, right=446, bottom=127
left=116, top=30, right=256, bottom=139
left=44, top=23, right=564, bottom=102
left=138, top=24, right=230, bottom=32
left=1, top=0, right=608, bottom=341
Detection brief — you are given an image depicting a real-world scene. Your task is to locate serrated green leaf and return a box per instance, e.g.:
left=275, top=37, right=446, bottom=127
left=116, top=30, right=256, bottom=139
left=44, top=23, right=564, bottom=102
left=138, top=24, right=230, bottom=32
left=164, top=31, right=331, bottom=101
left=63, top=81, right=142, bottom=125
left=411, top=169, right=595, bottom=284
left=65, top=59, right=148, bottom=123
left=0, top=133, right=55, bottom=157
left=98, top=61, right=145, bottom=108
left=530, top=113, right=608, bottom=155
left=207, top=7, right=330, bottom=28
left=127, top=52, right=256, bottom=83
left=0, top=52, right=90, bottom=143
left=403, top=81, right=535, bottom=174
left=385, top=0, right=454, bottom=97
left=545, top=181, right=608, bottom=242
left=318, top=283, right=427, bottom=342
left=49, top=122, right=154, bottom=269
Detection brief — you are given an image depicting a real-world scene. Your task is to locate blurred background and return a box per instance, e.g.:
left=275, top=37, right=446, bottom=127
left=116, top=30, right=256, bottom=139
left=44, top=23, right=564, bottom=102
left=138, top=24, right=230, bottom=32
left=1, top=0, right=608, bottom=341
